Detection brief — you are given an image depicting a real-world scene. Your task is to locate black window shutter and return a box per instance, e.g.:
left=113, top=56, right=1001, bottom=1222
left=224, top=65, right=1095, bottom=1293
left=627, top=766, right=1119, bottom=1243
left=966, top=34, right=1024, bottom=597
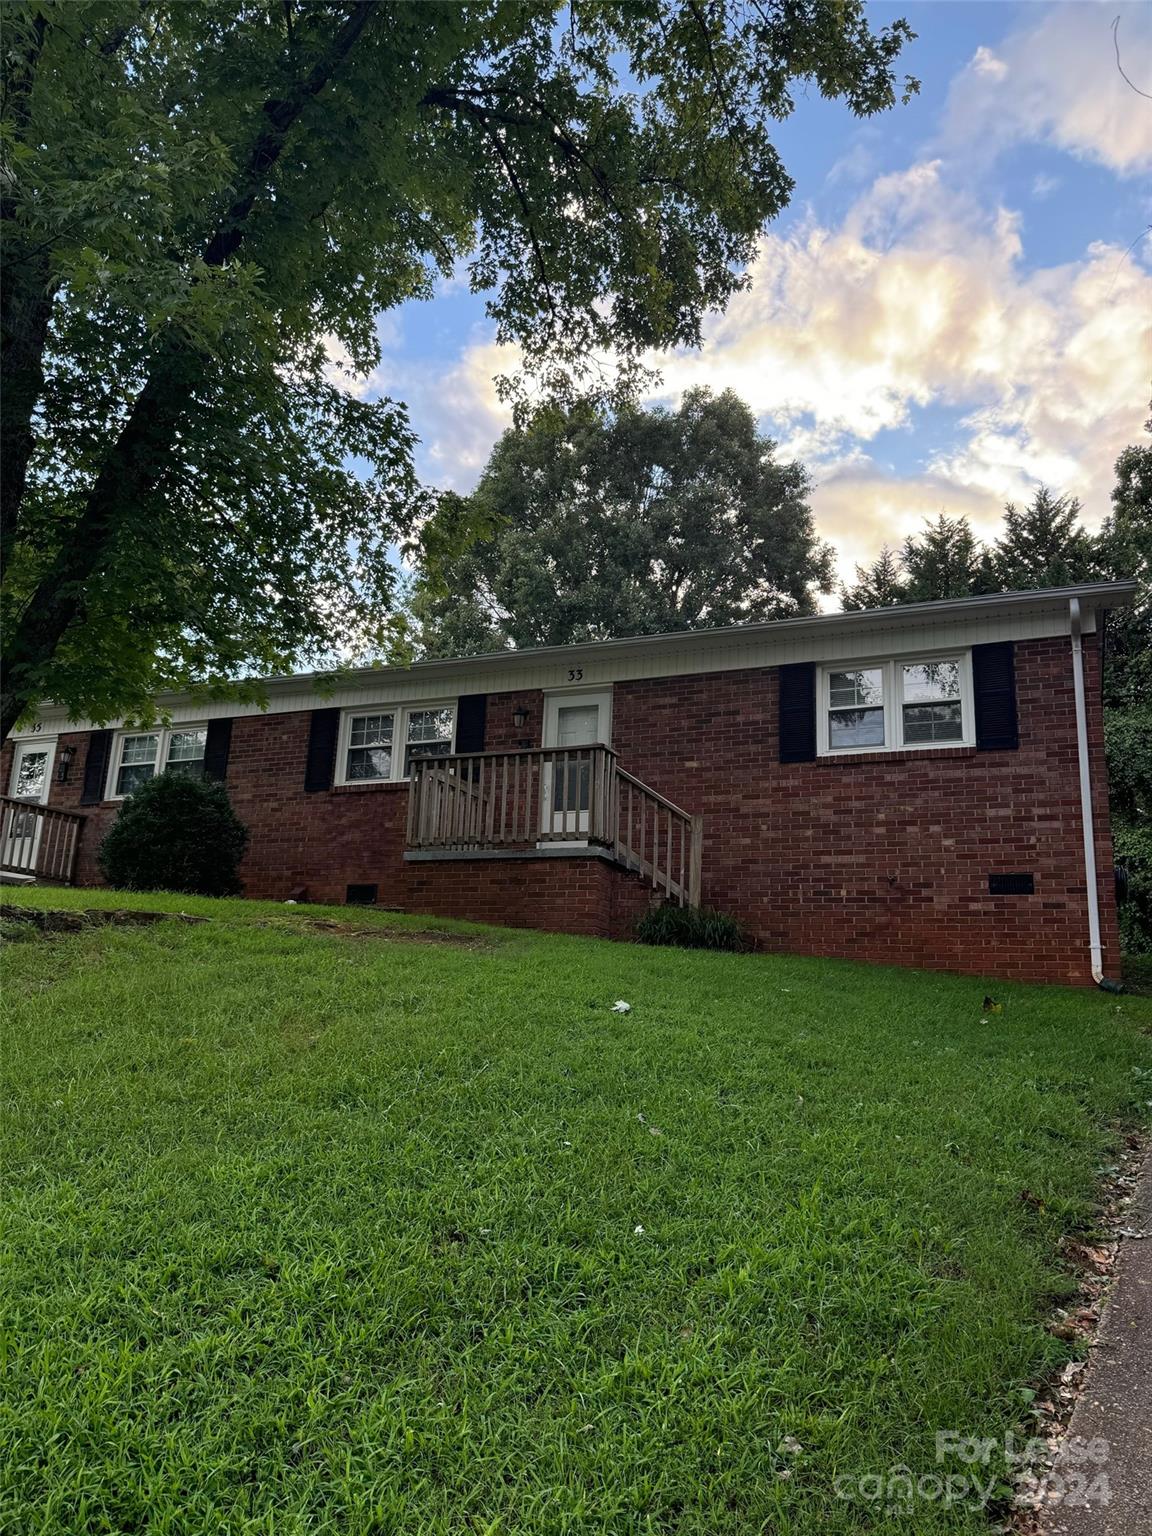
left=304, top=708, right=340, bottom=792
left=972, top=641, right=1018, bottom=750
left=203, top=718, right=233, bottom=782
left=80, top=730, right=113, bottom=804
left=778, top=663, right=816, bottom=763
left=455, top=694, right=487, bottom=754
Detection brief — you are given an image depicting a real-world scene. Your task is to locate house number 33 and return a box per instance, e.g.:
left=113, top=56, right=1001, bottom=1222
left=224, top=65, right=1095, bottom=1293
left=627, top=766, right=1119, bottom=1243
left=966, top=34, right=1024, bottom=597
left=567, top=668, right=583, bottom=682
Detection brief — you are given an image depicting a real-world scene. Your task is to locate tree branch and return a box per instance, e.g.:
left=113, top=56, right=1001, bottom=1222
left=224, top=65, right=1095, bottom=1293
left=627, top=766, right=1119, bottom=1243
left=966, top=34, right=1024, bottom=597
left=421, top=87, right=560, bottom=326
left=1113, top=14, right=1152, bottom=100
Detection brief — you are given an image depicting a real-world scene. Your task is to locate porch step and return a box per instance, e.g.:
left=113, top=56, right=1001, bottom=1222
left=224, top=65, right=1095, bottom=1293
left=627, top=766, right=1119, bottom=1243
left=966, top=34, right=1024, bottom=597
left=0, top=871, right=37, bottom=885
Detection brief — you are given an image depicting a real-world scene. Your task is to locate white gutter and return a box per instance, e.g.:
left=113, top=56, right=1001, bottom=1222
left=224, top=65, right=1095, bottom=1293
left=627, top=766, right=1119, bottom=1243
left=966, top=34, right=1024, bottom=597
left=1068, top=597, right=1106, bottom=986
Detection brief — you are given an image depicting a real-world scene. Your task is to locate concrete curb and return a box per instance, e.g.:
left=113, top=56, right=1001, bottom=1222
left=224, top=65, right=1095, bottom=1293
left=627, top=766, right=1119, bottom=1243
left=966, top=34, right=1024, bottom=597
left=1041, top=1152, right=1152, bottom=1534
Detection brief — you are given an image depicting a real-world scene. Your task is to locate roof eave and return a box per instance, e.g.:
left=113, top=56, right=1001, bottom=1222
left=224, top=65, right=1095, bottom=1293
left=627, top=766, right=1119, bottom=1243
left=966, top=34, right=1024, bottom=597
left=247, top=579, right=1139, bottom=697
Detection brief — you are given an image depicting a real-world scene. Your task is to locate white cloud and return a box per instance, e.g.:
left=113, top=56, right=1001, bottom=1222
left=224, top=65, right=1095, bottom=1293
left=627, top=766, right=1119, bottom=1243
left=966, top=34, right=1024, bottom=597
left=809, top=464, right=1005, bottom=583
left=404, top=152, right=1151, bottom=583
left=946, top=3, right=1152, bottom=176
left=654, top=163, right=1045, bottom=448
left=654, top=163, right=1150, bottom=542
left=970, top=45, right=1008, bottom=82
left=415, top=339, right=517, bottom=488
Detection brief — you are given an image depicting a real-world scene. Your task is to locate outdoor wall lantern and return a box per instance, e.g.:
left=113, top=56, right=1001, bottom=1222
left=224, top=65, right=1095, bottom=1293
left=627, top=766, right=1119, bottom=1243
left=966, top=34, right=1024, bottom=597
left=56, top=744, right=76, bottom=782
left=511, top=706, right=529, bottom=730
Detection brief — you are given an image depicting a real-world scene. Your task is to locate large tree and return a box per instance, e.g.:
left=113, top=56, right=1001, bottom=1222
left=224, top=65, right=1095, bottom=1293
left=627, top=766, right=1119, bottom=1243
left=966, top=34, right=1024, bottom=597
left=991, top=487, right=1098, bottom=591
left=0, top=0, right=916, bottom=737
left=1098, top=424, right=1152, bottom=952
left=839, top=545, right=906, bottom=611
left=841, top=491, right=1099, bottom=611
left=899, top=512, right=996, bottom=603
left=841, top=512, right=995, bottom=609
left=404, top=389, right=834, bottom=654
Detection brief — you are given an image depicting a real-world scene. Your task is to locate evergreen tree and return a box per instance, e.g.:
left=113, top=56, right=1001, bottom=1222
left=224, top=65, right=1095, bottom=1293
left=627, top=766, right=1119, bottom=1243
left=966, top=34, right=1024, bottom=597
left=899, top=514, right=994, bottom=602
left=840, top=547, right=906, bottom=610
left=992, top=487, right=1097, bottom=590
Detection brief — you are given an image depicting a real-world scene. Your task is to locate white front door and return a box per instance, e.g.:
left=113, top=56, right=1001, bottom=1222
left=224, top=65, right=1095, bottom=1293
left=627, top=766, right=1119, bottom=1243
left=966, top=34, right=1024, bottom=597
left=541, top=691, right=612, bottom=837
left=3, top=740, right=56, bottom=873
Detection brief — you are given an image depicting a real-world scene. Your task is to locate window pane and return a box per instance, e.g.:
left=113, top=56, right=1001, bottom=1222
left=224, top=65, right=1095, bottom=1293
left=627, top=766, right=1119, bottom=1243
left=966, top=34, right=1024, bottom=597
left=349, top=713, right=393, bottom=749
left=347, top=745, right=392, bottom=780
left=167, top=729, right=206, bottom=762
left=556, top=704, right=600, bottom=746
left=902, top=702, right=964, bottom=743
left=404, top=707, right=454, bottom=776
left=829, top=668, right=884, bottom=708
left=406, top=707, right=454, bottom=744
left=345, top=713, right=394, bottom=780
left=117, top=734, right=158, bottom=795
left=121, top=733, right=159, bottom=765
left=902, top=661, right=961, bottom=703
left=405, top=740, right=452, bottom=776
left=828, top=707, right=885, bottom=749
left=117, top=762, right=156, bottom=794
left=165, top=728, right=206, bottom=779
left=13, top=752, right=48, bottom=800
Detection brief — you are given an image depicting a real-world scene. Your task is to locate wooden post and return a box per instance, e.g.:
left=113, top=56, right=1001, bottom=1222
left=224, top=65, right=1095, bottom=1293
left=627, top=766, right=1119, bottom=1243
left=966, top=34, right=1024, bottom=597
left=689, top=815, right=703, bottom=908
left=405, top=764, right=420, bottom=847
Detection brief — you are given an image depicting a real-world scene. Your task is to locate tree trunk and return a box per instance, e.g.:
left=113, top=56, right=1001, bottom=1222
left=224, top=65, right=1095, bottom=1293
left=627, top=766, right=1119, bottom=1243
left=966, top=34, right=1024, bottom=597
left=0, top=257, right=56, bottom=575
left=1, top=343, right=200, bottom=740
left=0, top=9, right=51, bottom=574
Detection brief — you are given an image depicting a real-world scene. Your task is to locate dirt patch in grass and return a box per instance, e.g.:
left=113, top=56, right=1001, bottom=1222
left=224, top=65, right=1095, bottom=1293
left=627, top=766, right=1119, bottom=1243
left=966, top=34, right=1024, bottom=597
left=0, top=903, right=209, bottom=935
left=0, top=902, right=493, bottom=949
left=265, top=915, right=495, bottom=948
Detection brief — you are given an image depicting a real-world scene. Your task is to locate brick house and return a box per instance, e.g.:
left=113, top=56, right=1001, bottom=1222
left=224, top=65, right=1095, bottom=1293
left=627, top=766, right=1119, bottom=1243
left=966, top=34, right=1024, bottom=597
left=1, top=581, right=1135, bottom=986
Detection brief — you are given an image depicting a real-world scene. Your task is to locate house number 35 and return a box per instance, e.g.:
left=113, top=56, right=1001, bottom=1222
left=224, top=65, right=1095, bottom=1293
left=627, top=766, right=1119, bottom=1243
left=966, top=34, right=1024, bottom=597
left=567, top=667, right=583, bottom=682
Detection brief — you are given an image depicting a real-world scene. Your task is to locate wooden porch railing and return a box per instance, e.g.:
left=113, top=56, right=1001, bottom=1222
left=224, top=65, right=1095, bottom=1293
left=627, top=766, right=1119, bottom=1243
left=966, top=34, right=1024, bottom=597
left=0, top=798, right=85, bottom=884
left=406, top=746, right=702, bottom=907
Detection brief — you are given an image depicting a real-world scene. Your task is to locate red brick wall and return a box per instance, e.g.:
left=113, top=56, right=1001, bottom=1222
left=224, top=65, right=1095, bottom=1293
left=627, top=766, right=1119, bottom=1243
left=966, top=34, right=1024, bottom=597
left=405, top=853, right=654, bottom=939
left=483, top=689, right=543, bottom=752
left=10, top=633, right=1120, bottom=984
left=609, top=635, right=1119, bottom=986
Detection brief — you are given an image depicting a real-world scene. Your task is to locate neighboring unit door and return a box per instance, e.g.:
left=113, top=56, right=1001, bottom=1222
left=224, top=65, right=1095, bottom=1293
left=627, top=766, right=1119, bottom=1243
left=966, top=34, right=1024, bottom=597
left=541, top=692, right=611, bottom=838
left=3, top=740, right=55, bottom=874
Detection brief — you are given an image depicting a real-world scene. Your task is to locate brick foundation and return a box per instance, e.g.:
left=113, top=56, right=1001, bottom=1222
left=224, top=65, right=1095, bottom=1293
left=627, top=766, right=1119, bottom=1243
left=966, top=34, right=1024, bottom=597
left=404, top=852, right=655, bottom=940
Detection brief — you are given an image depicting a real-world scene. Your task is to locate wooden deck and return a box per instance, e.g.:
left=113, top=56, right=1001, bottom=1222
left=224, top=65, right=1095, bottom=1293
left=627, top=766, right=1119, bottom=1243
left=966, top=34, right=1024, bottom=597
left=406, top=746, right=702, bottom=907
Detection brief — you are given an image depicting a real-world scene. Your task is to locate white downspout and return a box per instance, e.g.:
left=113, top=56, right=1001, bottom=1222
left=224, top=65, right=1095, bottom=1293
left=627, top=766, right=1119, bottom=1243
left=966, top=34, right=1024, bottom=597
left=1068, top=597, right=1105, bottom=985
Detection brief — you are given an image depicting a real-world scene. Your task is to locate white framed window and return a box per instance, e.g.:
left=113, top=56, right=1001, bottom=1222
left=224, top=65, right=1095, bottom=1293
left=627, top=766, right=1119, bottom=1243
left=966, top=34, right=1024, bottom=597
left=336, top=703, right=456, bottom=785
left=108, top=726, right=207, bottom=798
left=817, top=653, right=973, bottom=756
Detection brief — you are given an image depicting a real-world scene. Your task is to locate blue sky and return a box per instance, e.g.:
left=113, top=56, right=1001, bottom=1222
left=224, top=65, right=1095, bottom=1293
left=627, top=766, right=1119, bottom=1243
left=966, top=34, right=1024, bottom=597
left=333, top=1, right=1151, bottom=583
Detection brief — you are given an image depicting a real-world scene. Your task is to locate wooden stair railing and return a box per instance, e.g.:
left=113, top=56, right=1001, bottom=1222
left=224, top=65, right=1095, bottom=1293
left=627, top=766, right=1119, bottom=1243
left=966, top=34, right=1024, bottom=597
left=407, top=747, right=702, bottom=907
left=610, top=767, right=702, bottom=908
left=0, top=798, right=85, bottom=884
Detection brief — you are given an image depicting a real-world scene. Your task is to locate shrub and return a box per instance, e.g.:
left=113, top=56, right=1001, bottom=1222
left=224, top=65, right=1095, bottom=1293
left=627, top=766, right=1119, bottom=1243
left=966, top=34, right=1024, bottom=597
left=634, top=903, right=752, bottom=952
left=1107, top=705, right=1152, bottom=955
left=98, top=774, right=249, bottom=896
left=1115, top=820, right=1152, bottom=956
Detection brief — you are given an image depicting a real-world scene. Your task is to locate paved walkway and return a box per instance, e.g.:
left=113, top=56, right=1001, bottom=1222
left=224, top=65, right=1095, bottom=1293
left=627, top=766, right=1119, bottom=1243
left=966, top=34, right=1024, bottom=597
left=1041, top=1156, right=1152, bottom=1535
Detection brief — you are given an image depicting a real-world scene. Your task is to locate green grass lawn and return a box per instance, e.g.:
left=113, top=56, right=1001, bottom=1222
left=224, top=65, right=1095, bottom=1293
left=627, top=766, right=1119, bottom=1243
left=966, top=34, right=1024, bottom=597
left=2, top=887, right=1150, bottom=1535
